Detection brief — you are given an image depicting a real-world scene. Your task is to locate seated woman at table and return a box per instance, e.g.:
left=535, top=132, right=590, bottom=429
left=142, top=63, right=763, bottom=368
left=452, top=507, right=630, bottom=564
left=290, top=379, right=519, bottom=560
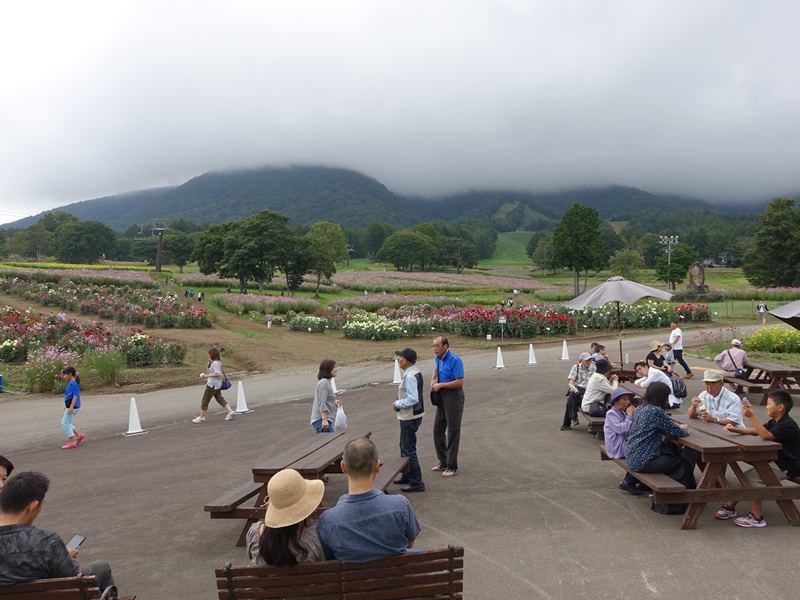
left=582, top=359, right=618, bottom=418
left=714, top=390, right=800, bottom=528
left=246, top=468, right=326, bottom=566
left=604, top=388, right=641, bottom=495
left=626, top=382, right=698, bottom=513
left=645, top=341, right=671, bottom=374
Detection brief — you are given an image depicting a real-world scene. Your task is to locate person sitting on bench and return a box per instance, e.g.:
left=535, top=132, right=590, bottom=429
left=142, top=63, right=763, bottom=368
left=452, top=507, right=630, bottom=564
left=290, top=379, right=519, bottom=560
left=714, top=390, right=800, bottom=528
left=0, top=472, right=131, bottom=599
left=713, top=338, right=748, bottom=374
left=634, top=361, right=679, bottom=408
left=561, top=352, right=595, bottom=431
left=0, top=456, right=13, bottom=490
left=604, top=388, right=642, bottom=495
left=626, top=383, right=697, bottom=504
left=582, top=359, right=618, bottom=417
left=318, top=437, right=420, bottom=563
left=688, top=370, right=743, bottom=427
left=246, top=469, right=325, bottom=566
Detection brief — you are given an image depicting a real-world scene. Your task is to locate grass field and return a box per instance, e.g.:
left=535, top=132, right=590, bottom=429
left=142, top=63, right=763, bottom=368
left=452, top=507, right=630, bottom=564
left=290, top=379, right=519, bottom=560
left=479, top=231, right=534, bottom=267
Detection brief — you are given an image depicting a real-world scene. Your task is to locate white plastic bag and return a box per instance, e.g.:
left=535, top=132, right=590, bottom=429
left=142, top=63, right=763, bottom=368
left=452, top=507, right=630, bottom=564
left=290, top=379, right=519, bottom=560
left=334, top=405, right=348, bottom=430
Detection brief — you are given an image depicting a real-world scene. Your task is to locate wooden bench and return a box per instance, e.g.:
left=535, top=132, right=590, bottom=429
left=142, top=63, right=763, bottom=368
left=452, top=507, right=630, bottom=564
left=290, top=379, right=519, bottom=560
left=600, top=446, right=687, bottom=503
left=374, top=457, right=410, bottom=492
left=215, top=546, right=464, bottom=599
left=0, top=575, right=103, bottom=599
left=205, top=481, right=265, bottom=521
left=723, top=376, right=764, bottom=396
left=579, top=409, right=605, bottom=433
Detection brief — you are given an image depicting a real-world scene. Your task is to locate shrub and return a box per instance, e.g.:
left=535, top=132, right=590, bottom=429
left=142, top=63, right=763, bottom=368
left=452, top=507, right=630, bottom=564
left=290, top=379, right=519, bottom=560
left=83, top=349, right=126, bottom=384
left=288, top=315, right=329, bottom=333
left=23, top=347, right=80, bottom=393
left=0, top=339, right=26, bottom=362
left=343, top=313, right=405, bottom=340
left=745, top=327, right=800, bottom=354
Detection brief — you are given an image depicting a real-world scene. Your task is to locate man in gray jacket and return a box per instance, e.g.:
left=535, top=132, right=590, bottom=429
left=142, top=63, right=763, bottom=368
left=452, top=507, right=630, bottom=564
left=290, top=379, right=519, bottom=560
left=392, top=348, right=425, bottom=493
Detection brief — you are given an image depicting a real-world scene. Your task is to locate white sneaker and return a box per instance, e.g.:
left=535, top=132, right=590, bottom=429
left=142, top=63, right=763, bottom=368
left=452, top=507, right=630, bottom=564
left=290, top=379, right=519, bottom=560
left=225, top=412, right=235, bottom=421
left=192, top=416, right=206, bottom=424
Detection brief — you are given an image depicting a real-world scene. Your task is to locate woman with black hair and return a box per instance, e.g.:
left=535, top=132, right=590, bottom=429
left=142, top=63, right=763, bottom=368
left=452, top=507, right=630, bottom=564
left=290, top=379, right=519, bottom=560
left=626, top=382, right=698, bottom=512
left=310, top=359, right=342, bottom=433
left=246, top=469, right=325, bottom=566
left=0, top=455, right=13, bottom=489
left=60, top=367, right=85, bottom=450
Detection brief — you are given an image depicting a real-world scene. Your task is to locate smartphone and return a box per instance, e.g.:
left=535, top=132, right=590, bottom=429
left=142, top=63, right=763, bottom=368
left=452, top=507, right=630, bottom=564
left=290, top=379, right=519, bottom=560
left=66, top=535, right=86, bottom=549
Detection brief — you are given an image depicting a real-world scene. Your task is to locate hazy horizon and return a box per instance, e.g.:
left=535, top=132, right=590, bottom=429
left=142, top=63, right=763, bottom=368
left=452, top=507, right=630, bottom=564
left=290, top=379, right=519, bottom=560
left=2, top=1, right=799, bottom=224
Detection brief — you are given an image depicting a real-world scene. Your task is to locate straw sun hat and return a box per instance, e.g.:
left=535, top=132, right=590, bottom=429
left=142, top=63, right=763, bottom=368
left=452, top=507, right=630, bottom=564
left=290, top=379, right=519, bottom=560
left=265, top=469, right=325, bottom=528
left=650, top=340, right=662, bottom=351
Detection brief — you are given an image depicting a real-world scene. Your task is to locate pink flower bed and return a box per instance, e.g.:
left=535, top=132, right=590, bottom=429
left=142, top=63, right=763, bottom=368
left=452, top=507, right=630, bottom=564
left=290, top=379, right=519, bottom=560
left=326, top=271, right=559, bottom=291
left=0, top=267, right=154, bottom=285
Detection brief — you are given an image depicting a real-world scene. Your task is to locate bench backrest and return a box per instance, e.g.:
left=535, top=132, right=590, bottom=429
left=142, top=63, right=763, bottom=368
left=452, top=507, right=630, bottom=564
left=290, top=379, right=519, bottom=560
left=215, top=546, right=464, bottom=599
left=0, top=575, right=101, bottom=599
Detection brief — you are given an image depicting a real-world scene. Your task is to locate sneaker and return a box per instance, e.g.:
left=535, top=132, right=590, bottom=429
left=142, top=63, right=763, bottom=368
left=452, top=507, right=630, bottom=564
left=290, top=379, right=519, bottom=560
left=76, top=433, right=86, bottom=446
left=733, top=512, right=766, bottom=528
left=572, top=418, right=580, bottom=426
left=714, top=505, right=737, bottom=520
left=225, top=412, right=235, bottom=421
left=618, top=481, right=643, bottom=496
left=61, top=442, right=78, bottom=450
left=393, top=478, right=410, bottom=485
left=442, top=469, right=458, bottom=478
left=685, top=373, right=694, bottom=379
left=431, top=464, right=446, bottom=472
left=191, top=416, right=206, bottom=424
left=560, top=425, right=572, bottom=431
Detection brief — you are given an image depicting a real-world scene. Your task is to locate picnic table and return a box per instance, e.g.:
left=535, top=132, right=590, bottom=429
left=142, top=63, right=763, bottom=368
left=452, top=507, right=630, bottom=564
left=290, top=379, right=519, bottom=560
left=670, top=413, right=800, bottom=528
left=734, top=361, right=800, bottom=405
left=206, top=430, right=408, bottom=546
left=617, top=381, right=646, bottom=400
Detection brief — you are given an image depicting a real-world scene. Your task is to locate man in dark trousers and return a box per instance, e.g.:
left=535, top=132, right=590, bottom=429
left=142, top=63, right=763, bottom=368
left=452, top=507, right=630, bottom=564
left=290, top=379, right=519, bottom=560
left=431, top=336, right=465, bottom=478
left=392, top=348, right=425, bottom=492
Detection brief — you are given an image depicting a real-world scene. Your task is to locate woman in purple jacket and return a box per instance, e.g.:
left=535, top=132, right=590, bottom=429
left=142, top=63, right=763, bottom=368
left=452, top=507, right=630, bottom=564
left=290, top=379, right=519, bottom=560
left=604, top=388, right=640, bottom=495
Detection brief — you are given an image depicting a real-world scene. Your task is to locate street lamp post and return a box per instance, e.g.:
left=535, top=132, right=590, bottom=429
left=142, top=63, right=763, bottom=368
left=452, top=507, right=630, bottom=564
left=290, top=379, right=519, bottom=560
left=659, top=235, right=679, bottom=290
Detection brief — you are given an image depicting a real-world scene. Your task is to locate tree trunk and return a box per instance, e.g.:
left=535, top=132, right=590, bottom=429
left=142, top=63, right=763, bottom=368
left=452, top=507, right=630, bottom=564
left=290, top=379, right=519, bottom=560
left=239, top=275, right=246, bottom=293
left=582, top=270, right=589, bottom=293
left=315, top=273, right=321, bottom=297
left=178, top=264, right=184, bottom=273
left=573, top=269, right=579, bottom=296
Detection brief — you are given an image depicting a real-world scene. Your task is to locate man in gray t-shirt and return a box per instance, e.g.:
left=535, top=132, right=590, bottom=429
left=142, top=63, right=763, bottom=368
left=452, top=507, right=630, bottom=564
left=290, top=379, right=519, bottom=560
left=318, top=438, right=420, bottom=563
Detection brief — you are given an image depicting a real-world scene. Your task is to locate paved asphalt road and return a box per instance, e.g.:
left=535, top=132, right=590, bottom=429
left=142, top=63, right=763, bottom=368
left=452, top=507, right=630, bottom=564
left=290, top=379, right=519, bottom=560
left=2, top=327, right=795, bottom=600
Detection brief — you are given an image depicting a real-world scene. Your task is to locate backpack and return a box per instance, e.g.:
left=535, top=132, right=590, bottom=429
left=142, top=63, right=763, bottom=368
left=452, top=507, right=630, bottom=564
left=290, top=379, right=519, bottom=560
left=670, top=372, right=688, bottom=399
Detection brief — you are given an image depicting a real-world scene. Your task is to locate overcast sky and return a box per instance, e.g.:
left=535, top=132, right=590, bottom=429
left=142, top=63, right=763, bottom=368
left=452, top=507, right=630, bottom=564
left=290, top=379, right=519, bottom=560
left=1, top=0, right=799, bottom=224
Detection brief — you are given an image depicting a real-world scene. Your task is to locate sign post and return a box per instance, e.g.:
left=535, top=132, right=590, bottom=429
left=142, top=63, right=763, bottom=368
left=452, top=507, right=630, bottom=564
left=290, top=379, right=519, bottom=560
left=498, top=315, right=507, bottom=342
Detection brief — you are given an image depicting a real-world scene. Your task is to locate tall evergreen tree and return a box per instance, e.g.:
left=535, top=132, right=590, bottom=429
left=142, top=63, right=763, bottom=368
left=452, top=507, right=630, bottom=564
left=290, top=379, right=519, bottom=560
left=743, top=198, right=800, bottom=286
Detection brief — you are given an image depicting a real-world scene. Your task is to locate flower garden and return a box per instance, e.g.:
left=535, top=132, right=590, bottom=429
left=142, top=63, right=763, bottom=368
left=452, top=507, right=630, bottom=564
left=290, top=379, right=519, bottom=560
left=0, top=275, right=211, bottom=328
left=0, top=307, right=186, bottom=392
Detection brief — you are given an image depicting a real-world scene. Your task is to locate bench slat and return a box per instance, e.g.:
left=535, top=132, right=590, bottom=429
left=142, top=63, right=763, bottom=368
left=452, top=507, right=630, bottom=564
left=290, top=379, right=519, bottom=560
left=600, top=447, right=686, bottom=492
left=0, top=576, right=101, bottom=599
left=346, top=581, right=463, bottom=600
left=374, top=457, right=410, bottom=493
left=205, top=481, right=264, bottom=512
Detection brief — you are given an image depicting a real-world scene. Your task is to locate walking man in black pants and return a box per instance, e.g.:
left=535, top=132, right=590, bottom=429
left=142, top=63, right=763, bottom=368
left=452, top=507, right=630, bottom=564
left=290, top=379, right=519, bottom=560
left=431, top=336, right=465, bottom=478
left=668, top=320, right=694, bottom=379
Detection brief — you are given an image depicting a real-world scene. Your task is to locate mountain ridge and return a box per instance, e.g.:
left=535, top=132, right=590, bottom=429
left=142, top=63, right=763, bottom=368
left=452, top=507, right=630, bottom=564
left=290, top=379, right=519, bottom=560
left=5, top=165, right=770, bottom=231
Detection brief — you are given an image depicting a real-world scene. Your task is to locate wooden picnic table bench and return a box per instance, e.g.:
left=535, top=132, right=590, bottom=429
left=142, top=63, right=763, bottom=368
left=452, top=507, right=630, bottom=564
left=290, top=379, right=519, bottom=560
left=600, top=446, right=687, bottom=501
left=0, top=575, right=103, bottom=599
left=578, top=409, right=605, bottom=433
left=215, top=545, right=464, bottom=600
left=722, top=376, right=765, bottom=398
left=741, top=361, right=800, bottom=405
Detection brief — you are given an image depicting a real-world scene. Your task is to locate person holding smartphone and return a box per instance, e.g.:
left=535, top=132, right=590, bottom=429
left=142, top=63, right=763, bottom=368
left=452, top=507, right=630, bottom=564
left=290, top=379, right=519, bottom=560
left=0, top=472, right=132, bottom=598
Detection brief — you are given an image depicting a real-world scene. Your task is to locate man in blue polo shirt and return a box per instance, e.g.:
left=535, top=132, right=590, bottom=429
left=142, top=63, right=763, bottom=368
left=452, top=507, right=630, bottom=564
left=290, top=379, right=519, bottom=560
left=317, top=438, right=420, bottom=562
left=431, top=336, right=465, bottom=477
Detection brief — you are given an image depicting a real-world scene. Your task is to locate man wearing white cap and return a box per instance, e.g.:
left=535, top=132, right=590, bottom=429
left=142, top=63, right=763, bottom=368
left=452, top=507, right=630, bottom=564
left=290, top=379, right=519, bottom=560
left=561, top=352, right=596, bottom=430
left=689, top=371, right=744, bottom=427
left=714, top=339, right=748, bottom=375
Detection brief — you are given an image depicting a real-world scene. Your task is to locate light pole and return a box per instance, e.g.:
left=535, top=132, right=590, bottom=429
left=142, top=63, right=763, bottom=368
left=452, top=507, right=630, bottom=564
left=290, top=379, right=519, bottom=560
left=659, top=235, right=679, bottom=264
left=659, top=235, right=679, bottom=290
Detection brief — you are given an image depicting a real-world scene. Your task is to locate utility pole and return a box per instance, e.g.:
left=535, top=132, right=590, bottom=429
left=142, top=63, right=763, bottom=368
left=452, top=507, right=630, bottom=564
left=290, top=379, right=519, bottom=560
left=152, top=220, right=168, bottom=272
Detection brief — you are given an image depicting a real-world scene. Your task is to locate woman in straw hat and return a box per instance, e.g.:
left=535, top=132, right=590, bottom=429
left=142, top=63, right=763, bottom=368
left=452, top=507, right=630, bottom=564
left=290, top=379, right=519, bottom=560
left=246, top=469, right=326, bottom=566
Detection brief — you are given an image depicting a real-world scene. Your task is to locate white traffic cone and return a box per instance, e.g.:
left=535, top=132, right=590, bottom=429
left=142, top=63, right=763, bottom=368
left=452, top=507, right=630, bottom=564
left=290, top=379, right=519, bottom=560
left=122, top=397, right=148, bottom=436
left=527, top=343, right=538, bottom=366
left=392, top=358, right=402, bottom=384
left=495, top=346, right=506, bottom=369
left=560, top=340, right=570, bottom=360
left=235, top=381, right=253, bottom=414
left=331, top=377, right=344, bottom=394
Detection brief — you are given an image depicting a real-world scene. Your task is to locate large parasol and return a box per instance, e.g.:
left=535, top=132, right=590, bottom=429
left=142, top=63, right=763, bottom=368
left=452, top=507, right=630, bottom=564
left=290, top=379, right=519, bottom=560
left=769, top=299, right=800, bottom=332
left=564, top=276, right=673, bottom=366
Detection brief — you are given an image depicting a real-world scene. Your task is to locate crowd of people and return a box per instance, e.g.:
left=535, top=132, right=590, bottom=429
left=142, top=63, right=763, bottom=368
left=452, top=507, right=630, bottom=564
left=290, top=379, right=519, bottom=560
left=559, top=335, right=800, bottom=528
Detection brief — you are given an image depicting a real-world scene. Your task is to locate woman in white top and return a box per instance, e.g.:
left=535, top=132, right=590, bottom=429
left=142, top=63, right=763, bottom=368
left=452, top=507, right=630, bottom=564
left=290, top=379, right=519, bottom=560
left=192, top=347, right=236, bottom=423
left=310, top=359, right=341, bottom=433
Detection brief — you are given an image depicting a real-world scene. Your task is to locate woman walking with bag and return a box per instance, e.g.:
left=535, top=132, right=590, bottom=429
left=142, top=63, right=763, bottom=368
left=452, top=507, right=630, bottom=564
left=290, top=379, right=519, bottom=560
left=60, top=367, right=86, bottom=449
left=192, top=348, right=236, bottom=423
left=310, top=359, right=341, bottom=433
